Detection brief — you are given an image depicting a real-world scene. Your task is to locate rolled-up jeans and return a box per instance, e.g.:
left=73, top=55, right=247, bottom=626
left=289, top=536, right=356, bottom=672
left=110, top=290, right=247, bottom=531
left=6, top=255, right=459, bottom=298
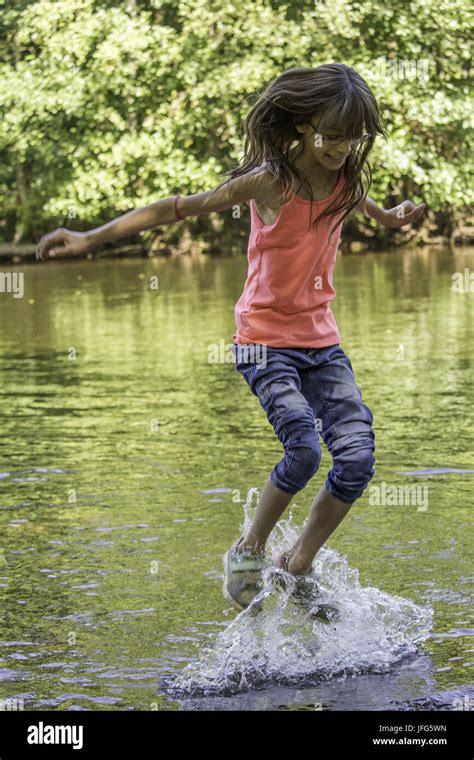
left=233, top=342, right=375, bottom=503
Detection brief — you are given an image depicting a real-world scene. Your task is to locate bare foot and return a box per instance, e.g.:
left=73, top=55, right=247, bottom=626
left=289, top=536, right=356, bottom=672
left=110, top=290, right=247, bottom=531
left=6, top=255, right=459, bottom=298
left=275, top=549, right=312, bottom=575
left=275, top=551, right=291, bottom=570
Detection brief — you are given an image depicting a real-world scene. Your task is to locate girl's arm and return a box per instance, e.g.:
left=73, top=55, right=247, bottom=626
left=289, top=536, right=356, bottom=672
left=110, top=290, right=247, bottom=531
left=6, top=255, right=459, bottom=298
left=356, top=196, right=426, bottom=228
left=36, top=169, right=270, bottom=261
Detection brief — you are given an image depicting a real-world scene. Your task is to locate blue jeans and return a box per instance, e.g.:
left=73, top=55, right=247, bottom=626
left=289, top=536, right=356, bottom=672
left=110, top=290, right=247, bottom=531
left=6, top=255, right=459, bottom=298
left=233, top=343, right=375, bottom=503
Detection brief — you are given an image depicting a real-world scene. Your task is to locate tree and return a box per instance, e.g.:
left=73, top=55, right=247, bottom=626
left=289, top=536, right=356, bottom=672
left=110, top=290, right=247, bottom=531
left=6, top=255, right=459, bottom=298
left=0, top=0, right=472, bottom=248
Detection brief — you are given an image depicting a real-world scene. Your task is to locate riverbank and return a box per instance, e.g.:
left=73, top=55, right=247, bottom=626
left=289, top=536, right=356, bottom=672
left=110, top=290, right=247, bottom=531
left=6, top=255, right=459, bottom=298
left=0, top=237, right=469, bottom=263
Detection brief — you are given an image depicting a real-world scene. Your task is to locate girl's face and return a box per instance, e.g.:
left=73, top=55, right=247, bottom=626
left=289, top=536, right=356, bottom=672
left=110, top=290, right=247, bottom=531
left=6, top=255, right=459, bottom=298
left=295, top=118, right=355, bottom=172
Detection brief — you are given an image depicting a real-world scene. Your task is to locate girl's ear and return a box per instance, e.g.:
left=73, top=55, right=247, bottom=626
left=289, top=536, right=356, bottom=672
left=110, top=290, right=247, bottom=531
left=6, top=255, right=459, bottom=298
left=293, top=120, right=307, bottom=135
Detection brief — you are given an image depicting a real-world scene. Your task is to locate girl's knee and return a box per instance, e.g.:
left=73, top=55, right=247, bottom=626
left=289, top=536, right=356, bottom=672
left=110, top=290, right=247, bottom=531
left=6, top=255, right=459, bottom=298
left=354, top=446, right=375, bottom=479
left=286, top=439, right=322, bottom=490
left=293, top=440, right=322, bottom=479
left=331, top=434, right=375, bottom=487
left=274, top=435, right=322, bottom=493
left=345, top=450, right=375, bottom=489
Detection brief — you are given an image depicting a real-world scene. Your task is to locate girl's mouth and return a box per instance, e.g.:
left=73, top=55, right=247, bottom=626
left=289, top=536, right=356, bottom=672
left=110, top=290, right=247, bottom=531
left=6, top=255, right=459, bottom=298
left=325, top=154, right=346, bottom=165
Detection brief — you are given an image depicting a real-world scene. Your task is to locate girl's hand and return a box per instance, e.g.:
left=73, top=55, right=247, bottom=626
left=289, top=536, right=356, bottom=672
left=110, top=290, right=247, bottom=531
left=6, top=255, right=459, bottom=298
left=382, top=201, right=426, bottom=228
left=36, top=228, right=91, bottom=261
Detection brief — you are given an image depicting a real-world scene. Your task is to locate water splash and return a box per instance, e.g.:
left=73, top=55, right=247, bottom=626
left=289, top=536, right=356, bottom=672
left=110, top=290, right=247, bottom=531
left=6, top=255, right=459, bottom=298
left=165, top=488, right=434, bottom=697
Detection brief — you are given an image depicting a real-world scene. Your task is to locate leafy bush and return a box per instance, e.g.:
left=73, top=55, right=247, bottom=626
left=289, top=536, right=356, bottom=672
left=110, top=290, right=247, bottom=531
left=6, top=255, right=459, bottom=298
left=1, top=0, right=472, bottom=248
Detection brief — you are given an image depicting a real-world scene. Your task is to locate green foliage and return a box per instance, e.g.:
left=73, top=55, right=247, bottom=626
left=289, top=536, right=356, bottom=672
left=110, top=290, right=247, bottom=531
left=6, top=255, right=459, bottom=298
left=0, top=0, right=472, bottom=245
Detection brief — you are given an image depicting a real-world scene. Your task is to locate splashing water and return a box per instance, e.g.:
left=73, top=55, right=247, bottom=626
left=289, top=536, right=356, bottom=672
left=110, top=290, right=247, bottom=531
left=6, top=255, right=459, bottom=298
left=166, top=489, right=434, bottom=697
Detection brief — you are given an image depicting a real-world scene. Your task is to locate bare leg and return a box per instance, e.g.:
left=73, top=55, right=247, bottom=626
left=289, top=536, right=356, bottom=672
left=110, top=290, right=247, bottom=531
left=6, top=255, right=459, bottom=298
left=283, top=485, right=353, bottom=574
left=237, top=476, right=293, bottom=554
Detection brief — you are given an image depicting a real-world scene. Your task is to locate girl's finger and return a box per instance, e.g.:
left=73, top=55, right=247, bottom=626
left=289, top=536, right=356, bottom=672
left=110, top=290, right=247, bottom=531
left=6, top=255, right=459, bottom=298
left=406, top=205, right=425, bottom=223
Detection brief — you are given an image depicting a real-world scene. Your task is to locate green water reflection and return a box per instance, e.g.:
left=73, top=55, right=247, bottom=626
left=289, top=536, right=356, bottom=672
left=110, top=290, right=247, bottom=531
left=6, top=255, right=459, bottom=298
left=0, top=247, right=472, bottom=710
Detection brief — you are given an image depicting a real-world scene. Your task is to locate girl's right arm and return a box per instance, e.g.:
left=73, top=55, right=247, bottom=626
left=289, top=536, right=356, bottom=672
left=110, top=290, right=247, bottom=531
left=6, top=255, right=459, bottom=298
left=35, top=169, right=274, bottom=261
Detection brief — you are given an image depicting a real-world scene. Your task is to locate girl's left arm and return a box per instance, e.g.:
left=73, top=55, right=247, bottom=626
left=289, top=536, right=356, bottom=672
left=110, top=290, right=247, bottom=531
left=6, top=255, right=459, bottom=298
left=357, top=196, right=426, bottom=228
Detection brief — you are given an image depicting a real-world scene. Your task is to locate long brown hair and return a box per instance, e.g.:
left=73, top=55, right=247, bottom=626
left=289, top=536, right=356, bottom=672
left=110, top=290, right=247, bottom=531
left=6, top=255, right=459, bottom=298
left=214, top=63, right=386, bottom=238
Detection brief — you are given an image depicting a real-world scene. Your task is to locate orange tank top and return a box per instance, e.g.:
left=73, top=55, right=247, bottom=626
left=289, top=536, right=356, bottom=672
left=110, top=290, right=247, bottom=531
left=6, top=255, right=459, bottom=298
left=233, top=172, right=345, bottom=348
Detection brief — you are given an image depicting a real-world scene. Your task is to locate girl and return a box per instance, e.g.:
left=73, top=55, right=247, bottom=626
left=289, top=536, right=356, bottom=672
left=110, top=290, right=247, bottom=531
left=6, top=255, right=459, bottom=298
left=36, top=64, right=425, bottom=614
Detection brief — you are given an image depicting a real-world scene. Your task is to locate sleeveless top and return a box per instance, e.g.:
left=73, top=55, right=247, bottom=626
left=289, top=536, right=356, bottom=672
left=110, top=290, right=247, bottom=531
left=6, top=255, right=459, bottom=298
left=233, top=172, right=345, bottom=348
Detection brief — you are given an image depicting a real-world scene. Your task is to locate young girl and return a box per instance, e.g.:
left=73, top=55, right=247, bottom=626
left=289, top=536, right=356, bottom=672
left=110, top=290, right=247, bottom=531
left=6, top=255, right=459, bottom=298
left=36, top=63, right=425, bottom=614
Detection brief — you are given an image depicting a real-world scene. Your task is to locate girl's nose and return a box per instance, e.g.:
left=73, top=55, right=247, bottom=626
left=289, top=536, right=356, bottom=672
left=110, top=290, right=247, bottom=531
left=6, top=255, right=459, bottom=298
left=336, top=138, right=352, bottom=153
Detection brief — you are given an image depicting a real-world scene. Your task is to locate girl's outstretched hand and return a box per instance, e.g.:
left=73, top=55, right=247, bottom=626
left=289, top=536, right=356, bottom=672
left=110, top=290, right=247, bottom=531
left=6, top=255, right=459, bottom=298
left=383, top=200, right=426, bottom=228
left=36, top=228, right=91, bottom=261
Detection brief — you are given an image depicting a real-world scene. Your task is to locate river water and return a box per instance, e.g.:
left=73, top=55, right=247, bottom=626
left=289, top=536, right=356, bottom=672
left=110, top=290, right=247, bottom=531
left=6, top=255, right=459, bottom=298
left=0, top=246, right=472, bottom=710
